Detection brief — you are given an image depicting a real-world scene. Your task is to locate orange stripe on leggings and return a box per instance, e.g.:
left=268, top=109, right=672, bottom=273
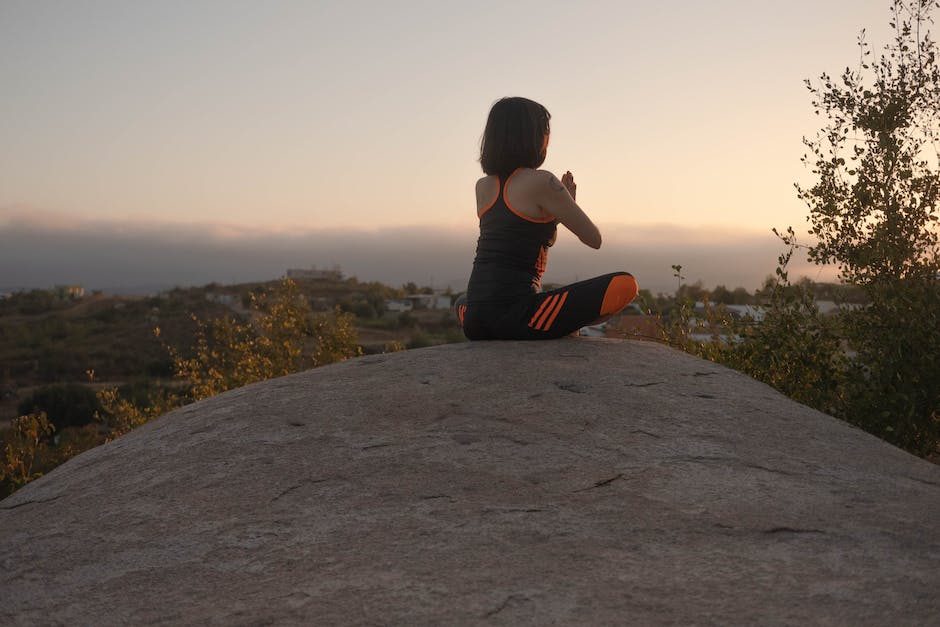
left=541, top=291, right=569, bottom=330
left=530, top=294, right=558, bottom=328
left=529, top=294, right=556, bottom=327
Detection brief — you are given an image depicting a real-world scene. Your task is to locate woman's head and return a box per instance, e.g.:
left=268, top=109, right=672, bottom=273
left=479, top=97, right=551, bottom=177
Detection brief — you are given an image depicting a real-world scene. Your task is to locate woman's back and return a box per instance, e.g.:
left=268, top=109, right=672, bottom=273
left=475, top=168, right=556, bottom=222
left=467, top=168, right=558, bottom=306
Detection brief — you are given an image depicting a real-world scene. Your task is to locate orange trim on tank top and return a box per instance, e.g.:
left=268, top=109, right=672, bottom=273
left=503, top=169, right=555, bottom=224
left=477, top=177, right=501, bottom=218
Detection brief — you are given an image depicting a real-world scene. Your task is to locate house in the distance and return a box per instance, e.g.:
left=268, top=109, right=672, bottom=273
left=386, top=299, right=414, bottom=312
left=205, top=292, right=236, bottom=306
left=285, top=265, right=343, bottom=281
left=403, top=293, right=452, bottom=310
left=53, top=285, right=84, bottom=300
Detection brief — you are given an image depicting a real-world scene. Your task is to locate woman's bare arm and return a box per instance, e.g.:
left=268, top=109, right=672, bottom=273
left=536, top=170, right=602, bottom=249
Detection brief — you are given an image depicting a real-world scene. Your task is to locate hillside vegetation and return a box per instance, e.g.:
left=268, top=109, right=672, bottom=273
left=0, top=276, right=466, bottom=496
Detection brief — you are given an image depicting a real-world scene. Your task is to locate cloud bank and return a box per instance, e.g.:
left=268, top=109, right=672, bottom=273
left=0, top=210, right=834, bottom=295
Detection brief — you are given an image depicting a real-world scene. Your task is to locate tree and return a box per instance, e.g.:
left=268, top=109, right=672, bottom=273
left=730, top=287, right=753, bottom=305
left=788, top=0, right=940, bottom=454
left=720, top=242, right=848, bottom=418
left=164, top=279, right=362, bottom=401
left=0, top=412, right=55, bottom=497
left=710, top=285, right=733, bottom=304
left=17, top=383, right=101, bottom=431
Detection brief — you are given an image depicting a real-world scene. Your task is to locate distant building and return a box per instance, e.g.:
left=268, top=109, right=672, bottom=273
left=723, top=304, right=766, bottom=322
left=53, top=285, right=84, bottom=300
left=402, top=293, right=452, bottom=310
left=205, top=292, right=236, bottom=306
left=286, top=265, right=343, bottom=281
left=386, top=299, right=413, bottom=312
left=432, top=295, right=452, bottom=309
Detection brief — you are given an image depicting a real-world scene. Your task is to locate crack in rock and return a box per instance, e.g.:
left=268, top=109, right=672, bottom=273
left=624, top=382, right=664, bottom=388
left=0, top=493, right=65, bottom=510
left=484, top=594, right=532, bottom=618
left=670, top=456, right=797, bottom=477
left=672, top=455, right=734, bottom=465
left=630, top=429, right=662, bottom=439
left=482, top=507, right=543, bottom=514
left=491, top=434, right=531, bottom=446
left=358, top=357, right=387, bottom=366
left=272, top=484, right=303, bottom=503
left=270, top=479, right=330, bottom=503
left=554, top=382, right=588, bottom=394
left=905, top=475, right=940, bottom=489
left=765, top=527, right=825, bottom=535
left=574, top=473, right=624, bottom=492
left=742, top=462, right=799, bottom=477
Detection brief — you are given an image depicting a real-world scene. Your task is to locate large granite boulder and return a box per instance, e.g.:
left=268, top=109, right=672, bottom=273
left=2, top=338, right=938, bottom=625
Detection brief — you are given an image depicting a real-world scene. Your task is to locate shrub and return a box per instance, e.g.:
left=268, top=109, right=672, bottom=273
left=0, top=412, right=55, bottom=497
left=16, top=383, right=101, bottom=431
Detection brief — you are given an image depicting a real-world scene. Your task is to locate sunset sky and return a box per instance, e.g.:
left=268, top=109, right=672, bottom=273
left=0, top=1, right=893, bottom=292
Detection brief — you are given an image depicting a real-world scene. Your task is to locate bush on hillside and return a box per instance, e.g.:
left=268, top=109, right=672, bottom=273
left=16, top=383, right=101, bottom=431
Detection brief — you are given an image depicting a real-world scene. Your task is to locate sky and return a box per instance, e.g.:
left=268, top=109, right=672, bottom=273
left=0, top=1, right=894, bottom=293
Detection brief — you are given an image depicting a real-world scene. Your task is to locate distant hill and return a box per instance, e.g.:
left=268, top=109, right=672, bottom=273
left=0, top=277, right=462, bottom=423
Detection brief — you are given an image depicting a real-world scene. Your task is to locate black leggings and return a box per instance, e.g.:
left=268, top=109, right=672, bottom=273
left=458, top=272, right=638, bottom=340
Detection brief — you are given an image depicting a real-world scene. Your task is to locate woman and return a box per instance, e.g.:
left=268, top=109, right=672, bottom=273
left=458, top=96, right=638, bottom=340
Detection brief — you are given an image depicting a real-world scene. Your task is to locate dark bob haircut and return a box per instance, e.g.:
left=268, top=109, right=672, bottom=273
left=479, top=97, right=551, bottom=177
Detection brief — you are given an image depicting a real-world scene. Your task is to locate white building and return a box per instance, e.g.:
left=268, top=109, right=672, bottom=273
left=205, top=292, right=236, bottom=306
left=386, top=299, right=413, bottom=312
left=54, top=285, right=84, bottom=300
left=723, top=304, right=766, bottom=322
left=404, top=294, right=452, bottom=310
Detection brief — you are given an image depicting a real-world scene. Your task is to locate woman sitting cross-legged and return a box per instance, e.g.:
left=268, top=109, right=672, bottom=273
left=457, top=96, right=638, bottom=340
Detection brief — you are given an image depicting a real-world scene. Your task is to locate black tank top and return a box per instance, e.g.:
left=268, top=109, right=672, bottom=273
left=467, top=169, right=558, bottom=305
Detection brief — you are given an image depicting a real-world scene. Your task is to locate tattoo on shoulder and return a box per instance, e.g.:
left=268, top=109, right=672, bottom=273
left=547, top=173, right=565, bottom=192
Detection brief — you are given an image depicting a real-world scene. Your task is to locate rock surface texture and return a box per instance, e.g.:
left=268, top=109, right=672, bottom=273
left=2, top=338, right=939, bottom=625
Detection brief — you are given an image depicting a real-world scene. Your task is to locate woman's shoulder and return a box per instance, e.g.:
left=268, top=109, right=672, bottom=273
left=475, top=175, right=499, bottom=212
left=477, top=168, right=554, bottom=182
left=476, top=175, right=499, bottom=196
left=476, top=174, right=499, bottom=188
left=509, top=168, right=559, bottom=192
left=476, top=169, right=557, bottom=200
